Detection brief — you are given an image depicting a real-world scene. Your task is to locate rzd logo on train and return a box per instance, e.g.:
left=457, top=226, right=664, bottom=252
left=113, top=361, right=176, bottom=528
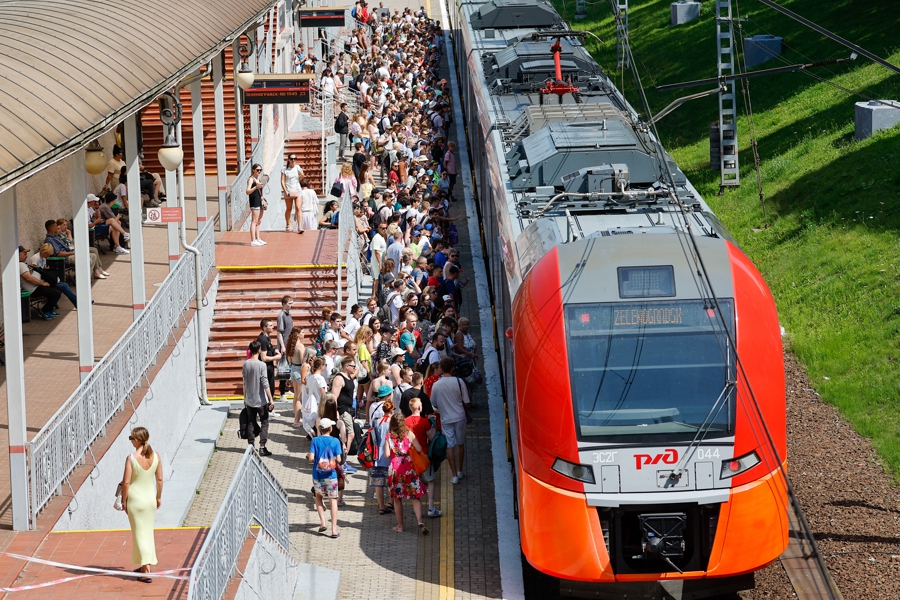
left=633, top=449, right=678, bottom=470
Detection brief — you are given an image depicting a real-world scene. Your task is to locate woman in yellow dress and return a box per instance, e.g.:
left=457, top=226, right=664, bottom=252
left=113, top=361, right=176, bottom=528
left=121, top=427, right=163, bottom=583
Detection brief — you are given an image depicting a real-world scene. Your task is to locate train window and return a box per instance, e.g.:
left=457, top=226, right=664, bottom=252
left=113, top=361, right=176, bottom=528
left=617, top=266, right=675, bottom=298
left=564, top=300, right=735, bottom=443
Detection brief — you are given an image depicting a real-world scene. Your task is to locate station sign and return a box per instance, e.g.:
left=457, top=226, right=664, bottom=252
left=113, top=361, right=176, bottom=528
left=243, top=74, right=315, bottom=104
left=146, top=207, right=182, bottom=224
left=297, top=7, right=349, bottom=28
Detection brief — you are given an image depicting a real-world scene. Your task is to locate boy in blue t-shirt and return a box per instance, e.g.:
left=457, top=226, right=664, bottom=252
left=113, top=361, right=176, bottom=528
left=307, top=418, right=344, bottom=538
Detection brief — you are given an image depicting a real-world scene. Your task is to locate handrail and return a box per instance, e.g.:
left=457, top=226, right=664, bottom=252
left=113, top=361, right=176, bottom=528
left=187, top=446, right=291, bottom=600
left=27, top=221, right=217, bottom=527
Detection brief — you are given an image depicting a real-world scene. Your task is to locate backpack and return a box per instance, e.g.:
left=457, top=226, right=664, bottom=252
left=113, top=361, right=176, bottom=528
left=314, top=324, right=328, bottom=356
left=315, top=438, right=339, bottom=477
left=448, top=223, right=459, bottom=245
left=357, top=427, right=378, bottom=468
left=331, top=210, right=340, bottom=227
left=376, top=292, right=398, bottom=324
left=348, top=420, right=365, bottom=455
left=427, top=416, right=447, bottom=470
left=416, top=346, right=439, bottom=375
left=453, top=354, right=475, bottom=380
left=351, top=5, right=357, bottom=18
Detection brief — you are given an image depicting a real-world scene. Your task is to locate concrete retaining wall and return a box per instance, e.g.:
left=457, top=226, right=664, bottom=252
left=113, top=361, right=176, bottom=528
left=52, top=276, right=218, bottom=531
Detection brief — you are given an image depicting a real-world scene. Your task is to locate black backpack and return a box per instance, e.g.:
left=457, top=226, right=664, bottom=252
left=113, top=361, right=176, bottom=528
left=375, top=292, right=399, bottom=324
left=237, top=407, right=261, bottom=440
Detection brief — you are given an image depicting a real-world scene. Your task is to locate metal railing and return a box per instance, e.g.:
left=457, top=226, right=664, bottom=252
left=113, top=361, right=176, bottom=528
left=229, top=112, right=268, bottom=231
left=187, top=446, right=291, bottom=600
left=310, top=82, right=335, bottom=194
left=27, top=223, right=218, bottom=527
left=335, top=189, right=363, bottom=314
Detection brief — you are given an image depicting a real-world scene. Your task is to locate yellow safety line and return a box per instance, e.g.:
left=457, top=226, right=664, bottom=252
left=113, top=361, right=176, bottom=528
left=439, top=465, right=454, bottom=600
left=216, top=264, right=345, bottom=271
left=50, top=526, right=213, bottom=534
left=208, top=396, right=244, bottom=401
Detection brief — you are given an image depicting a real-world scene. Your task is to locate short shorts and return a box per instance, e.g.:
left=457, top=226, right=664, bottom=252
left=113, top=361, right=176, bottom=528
left=442, top=420, right=466, bottom=449
left=290, top=364, right=303, bottom=382
left=369, top=466, right=388, bottom=487
left=340, top=411, right=355, bottom=439
left=313, top=477, right=339, bottom=499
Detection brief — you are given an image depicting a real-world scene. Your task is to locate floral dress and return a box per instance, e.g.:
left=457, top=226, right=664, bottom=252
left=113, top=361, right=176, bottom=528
left=387, top=434, right=425, bottom=500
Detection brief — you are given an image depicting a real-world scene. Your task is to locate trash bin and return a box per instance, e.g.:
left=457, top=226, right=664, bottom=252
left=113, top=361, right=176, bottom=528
left=21, top=290, right=31, bottom=324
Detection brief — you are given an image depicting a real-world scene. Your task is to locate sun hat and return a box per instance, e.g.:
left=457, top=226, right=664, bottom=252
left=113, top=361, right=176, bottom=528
left=377, top=384, right=393, bottom=397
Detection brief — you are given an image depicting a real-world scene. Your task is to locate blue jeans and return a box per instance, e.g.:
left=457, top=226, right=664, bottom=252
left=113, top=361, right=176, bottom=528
left=55, top=282, right=77, bottom=308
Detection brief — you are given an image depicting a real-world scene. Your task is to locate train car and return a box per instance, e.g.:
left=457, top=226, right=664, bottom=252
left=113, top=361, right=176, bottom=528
left=447, top=0, right=789, bottom=597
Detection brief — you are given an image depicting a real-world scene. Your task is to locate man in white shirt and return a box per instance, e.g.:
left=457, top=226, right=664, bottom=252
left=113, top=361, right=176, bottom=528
left=370, top=223, right=388, bottom=297
left=344, top=304, right=363, bottom=340
left=386, top=279, right=406, bottom=326
left=430, top=357, right=470, bottom=484
left=324, top=312, right=347, bottom=349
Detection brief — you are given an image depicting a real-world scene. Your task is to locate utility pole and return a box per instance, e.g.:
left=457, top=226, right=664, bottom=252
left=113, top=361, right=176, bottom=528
left=716, top=0, right=740, bottom=190
left=616, top=0, right=629, bottom=71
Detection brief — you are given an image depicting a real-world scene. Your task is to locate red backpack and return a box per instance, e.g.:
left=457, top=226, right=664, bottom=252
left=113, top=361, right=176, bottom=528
left=357, top=428, right=378, bottom=469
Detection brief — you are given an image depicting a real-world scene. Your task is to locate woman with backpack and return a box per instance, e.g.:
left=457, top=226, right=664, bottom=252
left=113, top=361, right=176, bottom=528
left=307, top=418, right=343, bottom=538
left=385, top=412, right=428, bottom=535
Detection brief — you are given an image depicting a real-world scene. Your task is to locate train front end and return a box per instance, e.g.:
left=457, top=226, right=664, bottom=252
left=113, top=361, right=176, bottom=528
left=511, top=233, right=788, bottom=597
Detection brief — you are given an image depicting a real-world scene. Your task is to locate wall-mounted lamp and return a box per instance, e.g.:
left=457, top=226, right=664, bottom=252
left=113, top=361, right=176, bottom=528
left=157, top=91, right=184, bottom=171
left=235, top=38, right=256, bottom=91
left=84, top=140, right=107, bottom=175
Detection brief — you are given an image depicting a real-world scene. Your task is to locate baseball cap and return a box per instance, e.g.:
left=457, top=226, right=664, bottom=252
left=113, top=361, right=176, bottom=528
left=17, top=245, right=29, bottom=253
left=380, top=324, right=397, bottom=334
left=377, top=384, right=393, bottom=397
left=442, top=294, right=453, bottom=302
left=390, top=347, right=407, bottom=358
left=86, top=193, right=100, bottom=203
left=319, top=418, right=336, bottom=429
left=383, top=273, right=395, bottom=285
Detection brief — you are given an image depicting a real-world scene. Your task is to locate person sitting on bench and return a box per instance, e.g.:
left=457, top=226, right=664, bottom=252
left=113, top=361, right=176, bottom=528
left=44, top=218, right=108, bottom=280
left=18, top=246, right=62, bottom=320
left=99, top=193, right=131, bottom=255
left=27, top=244, right=78, bottom=309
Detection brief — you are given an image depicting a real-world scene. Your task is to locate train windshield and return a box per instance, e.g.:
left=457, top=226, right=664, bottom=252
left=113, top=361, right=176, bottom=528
left=564, top=300, right=735, bottom=442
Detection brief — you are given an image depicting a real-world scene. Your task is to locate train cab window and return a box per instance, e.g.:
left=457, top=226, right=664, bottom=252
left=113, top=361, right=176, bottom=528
left=564, top=300, right=735, bottom=443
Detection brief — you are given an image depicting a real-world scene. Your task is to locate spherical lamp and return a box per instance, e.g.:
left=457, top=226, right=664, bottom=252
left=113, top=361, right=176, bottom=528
left=236, top=64, right=255, bottom=90
left=158, top=132, right=184, bottom=171
left=84, top=140, right=107, bottom=175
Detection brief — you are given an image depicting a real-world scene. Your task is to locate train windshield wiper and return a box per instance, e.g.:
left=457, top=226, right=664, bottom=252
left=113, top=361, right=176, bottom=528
left=669, top=381, right=735, bottom=480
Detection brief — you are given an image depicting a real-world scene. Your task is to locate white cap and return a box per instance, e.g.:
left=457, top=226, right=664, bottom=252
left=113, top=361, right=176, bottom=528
left=86, top=193, right=100, bottom=202
left=319, top=418, right=336, bottom=429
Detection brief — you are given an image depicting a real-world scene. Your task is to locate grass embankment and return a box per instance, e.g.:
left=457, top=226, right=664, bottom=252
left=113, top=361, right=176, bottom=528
left=557, top=0, right=900, bottom=475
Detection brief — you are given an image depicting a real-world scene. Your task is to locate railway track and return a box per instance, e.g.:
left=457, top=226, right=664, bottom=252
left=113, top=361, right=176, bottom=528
left=781, top=509, right=844, bottom=600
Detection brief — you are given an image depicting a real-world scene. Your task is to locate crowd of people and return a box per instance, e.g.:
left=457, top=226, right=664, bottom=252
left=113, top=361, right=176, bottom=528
left=241, top=9, right=482, bottom=539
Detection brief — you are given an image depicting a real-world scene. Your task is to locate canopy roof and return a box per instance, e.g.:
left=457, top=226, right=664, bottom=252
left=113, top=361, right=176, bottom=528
left=0, top=0, right=275, bottom=192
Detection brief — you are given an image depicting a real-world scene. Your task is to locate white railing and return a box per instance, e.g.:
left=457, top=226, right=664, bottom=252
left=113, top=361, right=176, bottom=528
left=229, top=113, right=268, bottom=232
left=310, top=82, right=335, bottom=195
left=187, top=446, right=291, bottom=600
left=27, top=223, right=217, bottom=527
left=335, top=189, right=363, bottom=313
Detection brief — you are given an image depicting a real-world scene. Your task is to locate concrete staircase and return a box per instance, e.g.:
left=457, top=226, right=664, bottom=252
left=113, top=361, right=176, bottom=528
left=205, top=267, right=346, bottom=398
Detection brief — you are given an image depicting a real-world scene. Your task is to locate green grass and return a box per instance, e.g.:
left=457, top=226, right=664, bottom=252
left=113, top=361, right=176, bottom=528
left=556, top=0, right=900, bottom=476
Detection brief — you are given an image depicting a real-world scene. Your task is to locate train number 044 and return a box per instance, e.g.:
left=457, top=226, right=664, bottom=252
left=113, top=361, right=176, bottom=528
left=697, top=449, right=720, bottom=460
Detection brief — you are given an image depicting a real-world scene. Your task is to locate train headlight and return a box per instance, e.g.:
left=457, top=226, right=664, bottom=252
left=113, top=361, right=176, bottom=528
left=719, top=451, right=761, bottom=479
left=551, top=458, right=596, bottom=485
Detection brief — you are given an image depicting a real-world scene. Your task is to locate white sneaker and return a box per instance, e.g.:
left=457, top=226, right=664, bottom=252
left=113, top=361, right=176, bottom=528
left=123, top=233, right=131, bottom=241
left=450, top=476, right=459, bottom=485
left=458, top=471, right=465, bottom=480
left=250, top=239, right=263, bottom=246
left=258, top=239, right=268, bottom=245
left=114, top=246, right=130, bottom=254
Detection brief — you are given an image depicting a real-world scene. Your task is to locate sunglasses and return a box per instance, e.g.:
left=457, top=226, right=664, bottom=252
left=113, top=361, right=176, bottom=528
left=128, top=436, right=135, bottom=441
left=254, top=168, right=262, bottom=172
left=289, top=156, right=297, bottom=160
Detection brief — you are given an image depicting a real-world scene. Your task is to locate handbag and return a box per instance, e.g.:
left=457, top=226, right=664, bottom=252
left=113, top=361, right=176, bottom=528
left=30, top=266, right=59, bottom=287
left=275, top=356, right=291, bottom=381
left=330, top=181, right=344, bottom=198
left=410, top=443, right=430, bottom=475
left=113, top=483, right=124, bottom=511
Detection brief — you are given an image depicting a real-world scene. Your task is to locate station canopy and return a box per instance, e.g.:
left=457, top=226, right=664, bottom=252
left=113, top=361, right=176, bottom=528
left=0, top=0, right=276, bottom=192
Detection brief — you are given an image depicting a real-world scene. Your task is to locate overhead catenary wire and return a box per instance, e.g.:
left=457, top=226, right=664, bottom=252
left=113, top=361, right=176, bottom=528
left=607, top=2, right=841, bottom=597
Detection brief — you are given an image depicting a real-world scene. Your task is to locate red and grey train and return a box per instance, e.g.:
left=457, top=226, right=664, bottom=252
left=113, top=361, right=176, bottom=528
left=447, top=0, right=788, bottom=597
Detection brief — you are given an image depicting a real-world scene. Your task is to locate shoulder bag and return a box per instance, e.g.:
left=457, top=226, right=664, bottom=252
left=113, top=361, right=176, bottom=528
left=410, top=441, right=430, bottom=475
left=113, top=483, right=124, bottom=511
